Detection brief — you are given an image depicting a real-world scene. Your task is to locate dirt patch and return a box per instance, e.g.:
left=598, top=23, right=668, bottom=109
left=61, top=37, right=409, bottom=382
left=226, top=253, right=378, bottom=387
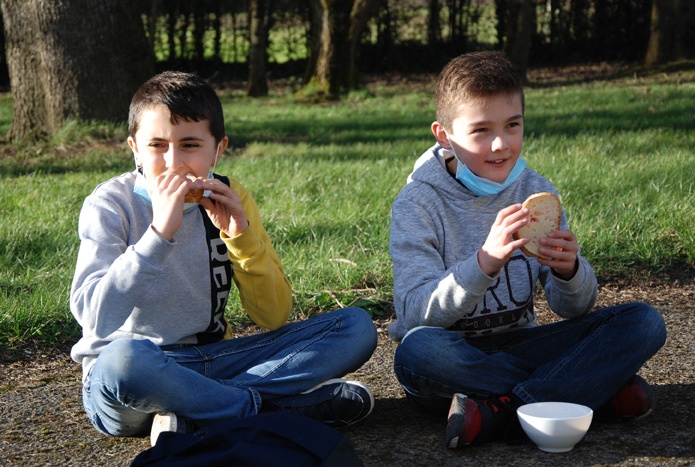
left=1, top=274, right=694, bottom=466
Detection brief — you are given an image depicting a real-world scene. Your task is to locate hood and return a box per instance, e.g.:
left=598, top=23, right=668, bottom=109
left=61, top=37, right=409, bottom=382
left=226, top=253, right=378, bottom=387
left=407, top=144, right=477, bottom=199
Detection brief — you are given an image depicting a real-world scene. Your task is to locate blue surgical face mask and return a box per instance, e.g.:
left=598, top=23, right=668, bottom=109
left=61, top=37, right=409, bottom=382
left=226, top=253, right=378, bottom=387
left=132, top=148, right=156, bottom=206
left=446, top=135, right=527, bottom=197
left=133, top=168, right=152, bottom=203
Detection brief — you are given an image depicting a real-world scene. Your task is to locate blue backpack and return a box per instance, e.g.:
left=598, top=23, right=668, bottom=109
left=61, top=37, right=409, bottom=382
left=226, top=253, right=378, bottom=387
left=131, top=412, right=364, bottom=466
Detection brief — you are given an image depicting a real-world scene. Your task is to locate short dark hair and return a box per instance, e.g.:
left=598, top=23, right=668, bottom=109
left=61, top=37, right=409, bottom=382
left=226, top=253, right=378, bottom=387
left=128, top=71, right=225, bottom=142
left=435, top=51, right=524, bottom=132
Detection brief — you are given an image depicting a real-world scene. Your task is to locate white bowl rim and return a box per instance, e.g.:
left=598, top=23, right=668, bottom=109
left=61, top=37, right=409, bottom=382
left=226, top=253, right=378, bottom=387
left=517, top=402, right=593, bottom=420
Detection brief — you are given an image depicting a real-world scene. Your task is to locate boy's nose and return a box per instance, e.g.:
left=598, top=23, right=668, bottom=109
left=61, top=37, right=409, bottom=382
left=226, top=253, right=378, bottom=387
left=491, top=135, right=509, bottom=152
left=164, top=147, right=184, bottom=170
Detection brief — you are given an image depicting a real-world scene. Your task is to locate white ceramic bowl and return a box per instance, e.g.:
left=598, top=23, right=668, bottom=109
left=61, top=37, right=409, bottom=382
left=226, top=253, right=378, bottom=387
left=517, top=402, right=593, bottom=453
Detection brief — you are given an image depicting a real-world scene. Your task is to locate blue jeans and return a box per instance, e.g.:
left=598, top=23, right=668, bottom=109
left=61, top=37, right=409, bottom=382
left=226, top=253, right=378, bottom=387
left=82, top=307, right=377, bottom=436
left=393, top=302, right=666, bottom=414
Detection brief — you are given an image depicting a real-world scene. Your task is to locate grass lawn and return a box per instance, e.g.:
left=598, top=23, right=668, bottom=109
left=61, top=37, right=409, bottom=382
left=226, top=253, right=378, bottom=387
left=1, top=67, right=694, bottom=347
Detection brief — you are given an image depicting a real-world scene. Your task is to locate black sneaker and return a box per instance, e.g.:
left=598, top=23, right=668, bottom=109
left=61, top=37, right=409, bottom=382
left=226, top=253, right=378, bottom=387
left=268, top=378, right=374, bottom=428
left=446, top=393, right=522, bottom=449
left=596, top=375, right=655, bottom=422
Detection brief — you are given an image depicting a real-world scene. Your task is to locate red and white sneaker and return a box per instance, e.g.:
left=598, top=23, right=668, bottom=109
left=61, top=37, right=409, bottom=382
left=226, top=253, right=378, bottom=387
left=598, top=375, right=655, bottom=422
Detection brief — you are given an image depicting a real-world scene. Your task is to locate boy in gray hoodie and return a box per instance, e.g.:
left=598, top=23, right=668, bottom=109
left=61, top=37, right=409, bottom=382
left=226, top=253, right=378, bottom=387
left=70, top=71, right=376, bottom=446
left=388, top=51, right=666, bottom=449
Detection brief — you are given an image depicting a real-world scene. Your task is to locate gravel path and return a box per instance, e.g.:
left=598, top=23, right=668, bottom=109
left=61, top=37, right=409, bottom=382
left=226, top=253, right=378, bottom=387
left=1, top=274, right=694, bottom=466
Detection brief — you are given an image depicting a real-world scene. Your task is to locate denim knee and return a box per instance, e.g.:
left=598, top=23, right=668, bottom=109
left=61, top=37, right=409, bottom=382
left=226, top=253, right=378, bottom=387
left=594, top=302, right=667, bottom=363
left=335, top=307, right=378, bottom=361
left=92, top=338, right=164, bottom=391
left=393, top=326, right=442, bottom=381
left=396, top=326, right=445, bottom=357
left=630, top=302, right=667, bottom=352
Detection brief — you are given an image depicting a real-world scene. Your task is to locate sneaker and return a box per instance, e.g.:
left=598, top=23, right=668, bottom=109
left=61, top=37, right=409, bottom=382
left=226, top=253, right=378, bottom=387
left=446, top=393, right=521, bottom=449
left=150, top=412, right=188, bottom=446
left=269, top=378, right=374, bottom=428
left=596, top=375, right=655, bottom=422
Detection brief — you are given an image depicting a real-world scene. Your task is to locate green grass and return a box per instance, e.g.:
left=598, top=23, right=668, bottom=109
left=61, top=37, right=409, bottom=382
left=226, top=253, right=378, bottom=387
left=1, top=70, right=694, bottom=347
left=524, top=81, right=695, bottom=274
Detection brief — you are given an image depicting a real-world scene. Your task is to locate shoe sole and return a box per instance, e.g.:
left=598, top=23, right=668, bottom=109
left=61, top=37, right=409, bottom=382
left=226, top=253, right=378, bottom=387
left=150, top=412, right=177, bottom=447
left=303, top=378, right=375, bottom=427
left=616, top=375, right=655, bottom=422
left=446, top=393, right=478, bottom=449
left=632, top=375, right=655, bottom=421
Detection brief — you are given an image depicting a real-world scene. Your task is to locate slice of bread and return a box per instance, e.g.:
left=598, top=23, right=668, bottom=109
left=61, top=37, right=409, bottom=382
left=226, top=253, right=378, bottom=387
left=184, top=174, right=204, bottom=203
left=513, top=192, right=562, bottom=258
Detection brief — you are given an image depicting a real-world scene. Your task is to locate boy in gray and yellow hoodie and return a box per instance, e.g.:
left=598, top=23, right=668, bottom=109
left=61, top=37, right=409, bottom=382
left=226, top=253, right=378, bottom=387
left=71, top=71, right=376, bottom=446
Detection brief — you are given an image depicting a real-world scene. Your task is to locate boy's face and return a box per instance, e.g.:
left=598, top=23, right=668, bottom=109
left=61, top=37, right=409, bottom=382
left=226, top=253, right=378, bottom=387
left=128, top=104, right=227, bottom=180
left=434, top=93, right=523, bottom=183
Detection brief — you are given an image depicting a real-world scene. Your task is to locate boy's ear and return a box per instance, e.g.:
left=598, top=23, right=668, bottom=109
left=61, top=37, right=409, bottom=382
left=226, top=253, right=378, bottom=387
left=211, top=136, right=229, bottom=167
left=127, top=136, right=137, bottom=153
left=431, top=121, right=451, bottom=148
left=218, top=136, right=229, bottom=156
left=127, top=137, right=141, bottom=166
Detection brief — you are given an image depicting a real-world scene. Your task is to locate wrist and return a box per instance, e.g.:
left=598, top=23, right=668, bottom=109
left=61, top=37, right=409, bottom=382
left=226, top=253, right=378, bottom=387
left=553, top=260, right=579, bottom=280
left=151, top=224, right=173, bottom=242
left=477, top=250, right=500, bottom=277
left=224, top=219, right=250, bottom=238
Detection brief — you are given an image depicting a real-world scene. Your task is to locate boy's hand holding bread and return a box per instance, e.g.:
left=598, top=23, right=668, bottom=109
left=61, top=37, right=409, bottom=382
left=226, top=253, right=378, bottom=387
left=513, top=192, right=562, bottom=259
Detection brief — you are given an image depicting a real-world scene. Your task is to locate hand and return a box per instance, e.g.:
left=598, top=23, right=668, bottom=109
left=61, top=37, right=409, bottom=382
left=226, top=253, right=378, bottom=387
left=197, top=178, right=249, bottom=237
left=537, top=229, right=579, bottom=279
left=149, top=172, right=191, bottom=241
left=478, top=203, right=530, bottom=276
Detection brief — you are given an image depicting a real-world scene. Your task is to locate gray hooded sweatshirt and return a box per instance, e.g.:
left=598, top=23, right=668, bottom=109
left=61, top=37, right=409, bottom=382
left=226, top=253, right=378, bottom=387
left=388, top=144, right=597, bottom=342
left=70, top=171, right=292, bottom=377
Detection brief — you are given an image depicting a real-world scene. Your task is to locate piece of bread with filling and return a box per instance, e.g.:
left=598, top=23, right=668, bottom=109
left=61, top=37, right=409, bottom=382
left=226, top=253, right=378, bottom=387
left=513, top=192, right=562, bottom=259
left=184, top=174, right=205, bottom=203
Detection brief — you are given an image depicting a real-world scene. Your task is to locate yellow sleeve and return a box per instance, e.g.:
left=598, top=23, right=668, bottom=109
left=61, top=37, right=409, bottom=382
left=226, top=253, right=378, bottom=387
left=220, top=179, right=292, bottom=330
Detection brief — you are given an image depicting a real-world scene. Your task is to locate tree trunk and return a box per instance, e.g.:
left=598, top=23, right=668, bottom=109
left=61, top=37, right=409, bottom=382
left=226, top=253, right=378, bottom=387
left=304, top=0, right=323, bottom=84
left=346, top=0, right=379, bottom=89
left=248, top=0, right=272, bottom=97
left=212, top=2, right=223, bottom=64
left=147, top=0, right=162, bottom=51
left=446, top=0, right=467, bottom=49
left=315, top=0, right=346, bottom=98
left=0, top=0, right=154, bottom=140
left=304, top=0, right=378, bottom=100
left=193, top=9, right=207, bottom=64
left=505, top=0, right=534, bottom=83
left=427, top=0, right=441, bottom=47
left=645, top=0, right=684, bottom=68
left=167, top=1, right=181, bottom=61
